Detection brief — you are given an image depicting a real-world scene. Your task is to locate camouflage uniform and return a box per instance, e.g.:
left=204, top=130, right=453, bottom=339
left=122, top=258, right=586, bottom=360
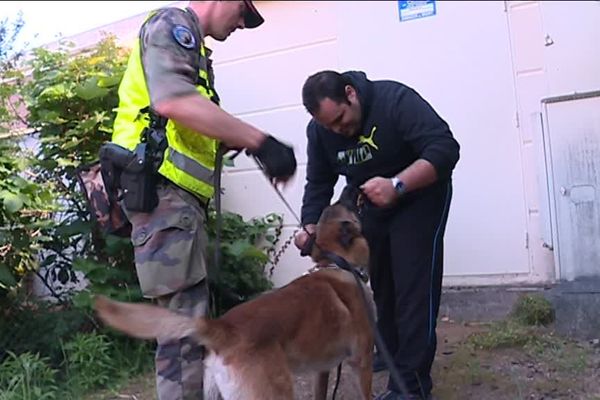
left=123, top=181, right=210, bottom=400
left=120, top=7, right=217, bottom=400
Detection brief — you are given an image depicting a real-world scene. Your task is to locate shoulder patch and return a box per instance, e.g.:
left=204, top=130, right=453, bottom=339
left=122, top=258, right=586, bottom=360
left=172, top=25, right=196, bottom=49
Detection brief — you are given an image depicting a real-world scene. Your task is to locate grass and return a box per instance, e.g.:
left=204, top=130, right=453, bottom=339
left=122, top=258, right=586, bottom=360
left=84, top=293, right=600, bottom=400
left=83, top=373, right=156, bottom=400
left=431, top=294, right=600, bottom=399
left=467, top=320, right=557, bottom=350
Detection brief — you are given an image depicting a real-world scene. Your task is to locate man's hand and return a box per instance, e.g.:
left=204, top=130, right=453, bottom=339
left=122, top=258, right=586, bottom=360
left=248, top=135, right=297, bottom=184
left=360, top=177, right=398, bottom=208
left=294, top=224, right=316, bottom=256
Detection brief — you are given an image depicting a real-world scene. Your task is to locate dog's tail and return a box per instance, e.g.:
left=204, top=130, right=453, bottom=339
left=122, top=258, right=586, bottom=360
left=94, top=295, right=224, bottom=349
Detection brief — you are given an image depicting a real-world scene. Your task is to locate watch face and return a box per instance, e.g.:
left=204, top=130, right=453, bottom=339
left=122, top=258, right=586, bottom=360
left=393, top=179, right=405, bottom=194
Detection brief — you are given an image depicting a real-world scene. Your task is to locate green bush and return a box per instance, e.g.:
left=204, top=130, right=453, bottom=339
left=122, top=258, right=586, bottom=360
left=0, top=17, right=285, bottom=398
left=206, top=210, right=283, bottom=316
left=511, top=293, right=555, bottom=326
left=0, top=351, right=58, bottom=400
left=0, top=304, right=89, bottom=368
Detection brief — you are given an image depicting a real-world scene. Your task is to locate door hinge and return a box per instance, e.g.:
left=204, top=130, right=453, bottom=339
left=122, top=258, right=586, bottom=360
left=515, top=111, right=520, bottom=128
left=525, top=231, right=529, bottom=249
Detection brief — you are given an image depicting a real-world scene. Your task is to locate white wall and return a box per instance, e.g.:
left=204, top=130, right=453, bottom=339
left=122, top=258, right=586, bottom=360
left=334, top=1, right=534, bottom=284
left=210, top=1, right=538, bottom=287
left=50, top=1, right=599, bottom=288
left=209, top=2, right=344, bottom=284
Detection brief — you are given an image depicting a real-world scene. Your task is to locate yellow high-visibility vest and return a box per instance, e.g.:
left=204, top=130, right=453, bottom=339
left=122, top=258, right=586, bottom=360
left=112, top=16, right=219, bottom=200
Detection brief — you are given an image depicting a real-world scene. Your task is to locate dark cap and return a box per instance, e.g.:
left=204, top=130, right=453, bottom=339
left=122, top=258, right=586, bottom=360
left=243, top=0, right=264, bottom=29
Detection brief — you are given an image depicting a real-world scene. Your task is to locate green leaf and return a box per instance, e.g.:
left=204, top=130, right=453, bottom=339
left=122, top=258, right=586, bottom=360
left=72, top=258, right=105, bottom=274
left=40, top=110, right=68, bottom=124
left=3, top=192, right=24, bottom=213
left=42, top=70, right=61, bottom=81
left=0, top=264, right=17, bottom=288
left=98, top=124, right=113, bottom=134
left=57, top=157, right=77, bottom=167
left=242, top=246, right=267, bottom=260
left=39, top=84, right=68, bottom=98
left=10, top=176, right=29, bottom=189
left=31, top=217, right=58, bottom=229
left=60, top=138, right=83, bottom=150
left=97, top=75, right=122, bottom=88
left=55, top=220, right=92, bottom=237
left=72, top=290, right=93, bottom=309
left=74, top=77, right=109, bottom=100
left=223, top=156, right=235, bottom=168
left=78, top=118, right=98, bottom=131
left=227, top=241, right=253, bottom=258
left=40, top=255, right=57, bottom=269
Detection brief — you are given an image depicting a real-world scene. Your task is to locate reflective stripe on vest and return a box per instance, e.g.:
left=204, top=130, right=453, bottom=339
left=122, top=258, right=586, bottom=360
left=112, top=37, right=219, bottom=200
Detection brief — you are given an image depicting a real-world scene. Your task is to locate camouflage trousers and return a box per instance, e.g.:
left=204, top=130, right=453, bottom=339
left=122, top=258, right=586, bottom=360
left=155, top=281, right=209, bottom=400
left=123, top=181, right=210, bottom=400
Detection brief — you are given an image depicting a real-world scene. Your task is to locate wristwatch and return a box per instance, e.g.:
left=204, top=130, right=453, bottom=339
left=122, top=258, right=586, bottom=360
left=390, top=176, right=406, bottom=197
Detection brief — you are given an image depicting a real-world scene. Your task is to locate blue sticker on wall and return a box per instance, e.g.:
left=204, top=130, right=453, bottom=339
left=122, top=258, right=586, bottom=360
left=398, top=1, right=436, bottom=22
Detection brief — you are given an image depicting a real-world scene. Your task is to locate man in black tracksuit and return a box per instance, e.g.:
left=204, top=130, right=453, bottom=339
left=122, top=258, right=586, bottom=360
left=294, top=70, right=460, bottom=399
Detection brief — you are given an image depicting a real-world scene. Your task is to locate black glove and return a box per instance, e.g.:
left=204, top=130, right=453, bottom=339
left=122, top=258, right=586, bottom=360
left=248, top=135, right=297, bottom=180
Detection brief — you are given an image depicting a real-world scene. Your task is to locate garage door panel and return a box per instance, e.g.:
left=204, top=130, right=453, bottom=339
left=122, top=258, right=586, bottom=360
left=222, top=167, right=309, bottom=225
left=215, top=41, right=338, bottom=115
left=225, top=106, right=312, bottom=171
left=221, top=165, right=346, bottom=226
left=208, top=1, right=337, bottom=63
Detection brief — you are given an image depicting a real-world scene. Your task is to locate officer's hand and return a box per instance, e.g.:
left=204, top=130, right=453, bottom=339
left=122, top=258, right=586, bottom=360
left=360, top=177, right=398, bottom=208
left=248, top=135, right=297, bottom=183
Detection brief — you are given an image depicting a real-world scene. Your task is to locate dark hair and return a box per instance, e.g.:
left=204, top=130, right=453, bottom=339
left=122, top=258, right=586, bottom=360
left=302, top=70, right=352, bottom=115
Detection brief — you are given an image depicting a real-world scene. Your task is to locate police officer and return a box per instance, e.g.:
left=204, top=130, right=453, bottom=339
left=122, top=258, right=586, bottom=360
left=294, top=70, right=460, bottom=400
left=110, top=1, right=296, bottom=399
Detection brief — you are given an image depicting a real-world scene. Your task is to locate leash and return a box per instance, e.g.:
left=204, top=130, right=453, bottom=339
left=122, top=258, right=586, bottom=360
left=249, top=156, right=413, bottom=399
left=331, top=363, right=342, bottom=400
left=210, top=144, right=226, bottom=318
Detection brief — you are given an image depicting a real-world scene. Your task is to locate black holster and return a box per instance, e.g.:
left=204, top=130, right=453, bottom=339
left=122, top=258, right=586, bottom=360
left=99, top=141, right=159, bottom=213
left=99, top=109, right=167, bottom=214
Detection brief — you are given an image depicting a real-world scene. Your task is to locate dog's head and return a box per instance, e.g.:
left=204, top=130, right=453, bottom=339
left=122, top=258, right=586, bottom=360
left=310, top=188, right=369, bottom=268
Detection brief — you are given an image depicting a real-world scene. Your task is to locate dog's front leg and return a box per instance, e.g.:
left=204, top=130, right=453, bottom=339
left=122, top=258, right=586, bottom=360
left=346, top=354, right=373, bottom=400
left=314, top=371, right=330, bottom=400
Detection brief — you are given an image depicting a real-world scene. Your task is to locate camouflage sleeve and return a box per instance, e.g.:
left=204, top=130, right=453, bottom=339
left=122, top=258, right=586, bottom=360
left=140, top=8, right=201, bottom=106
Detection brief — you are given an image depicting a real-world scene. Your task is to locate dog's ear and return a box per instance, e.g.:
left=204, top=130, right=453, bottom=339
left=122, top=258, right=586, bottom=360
left=337, top=185, right=361, bottom=213
left=339, top=220, right=360, bottom=249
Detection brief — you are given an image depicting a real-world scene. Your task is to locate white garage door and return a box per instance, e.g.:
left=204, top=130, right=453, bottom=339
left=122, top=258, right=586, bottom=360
left=210, top=1, right=531, bottom=286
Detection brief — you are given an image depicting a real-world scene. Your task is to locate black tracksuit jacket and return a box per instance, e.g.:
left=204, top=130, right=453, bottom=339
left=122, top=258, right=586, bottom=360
left=301, top=71, right=460, bottom=225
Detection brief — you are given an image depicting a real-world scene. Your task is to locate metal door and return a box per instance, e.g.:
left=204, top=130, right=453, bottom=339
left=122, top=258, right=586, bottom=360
left=543, top=92, right=600, bottom=280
